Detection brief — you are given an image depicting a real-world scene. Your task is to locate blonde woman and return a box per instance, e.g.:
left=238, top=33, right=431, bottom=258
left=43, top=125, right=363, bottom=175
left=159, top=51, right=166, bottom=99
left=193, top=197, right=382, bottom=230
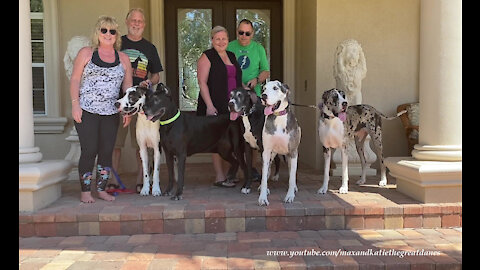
left=69, top=16, right=133, bottom=203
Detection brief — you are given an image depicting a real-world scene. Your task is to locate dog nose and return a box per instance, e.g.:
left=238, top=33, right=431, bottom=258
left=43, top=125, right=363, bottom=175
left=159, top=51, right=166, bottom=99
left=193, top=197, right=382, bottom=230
left=114, top=102, right=120, bottom=108
left=261, top=94, right=268, bottom=102
left=342, top=102, right=347, bottom=108
left=228, top=101, right=234, bottom=109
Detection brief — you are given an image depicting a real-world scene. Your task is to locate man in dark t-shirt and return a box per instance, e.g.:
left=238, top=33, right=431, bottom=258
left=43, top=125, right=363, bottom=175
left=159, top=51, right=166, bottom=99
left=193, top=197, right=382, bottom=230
left=110, top=8, right=163, bottom=192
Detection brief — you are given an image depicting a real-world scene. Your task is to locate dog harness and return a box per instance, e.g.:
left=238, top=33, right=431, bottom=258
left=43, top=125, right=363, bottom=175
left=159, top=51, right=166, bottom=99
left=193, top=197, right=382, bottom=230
left=79, top=50, right=125, bottom=115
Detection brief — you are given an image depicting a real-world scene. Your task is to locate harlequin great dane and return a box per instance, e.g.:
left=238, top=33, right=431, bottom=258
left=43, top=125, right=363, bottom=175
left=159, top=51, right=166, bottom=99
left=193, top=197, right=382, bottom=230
left=317, top=88, right=406, bottom=194
left=227, top=87, right=281, bottom=195
left=115, top=86, right=162, bottom=196
left=258, top=80, right=301, bottom=206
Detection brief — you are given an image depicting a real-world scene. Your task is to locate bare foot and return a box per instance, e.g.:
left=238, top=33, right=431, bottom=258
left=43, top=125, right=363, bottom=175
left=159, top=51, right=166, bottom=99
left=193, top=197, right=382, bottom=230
left=81, top=192, right=95, bottom=203
left=97, top=191, right=115, bottom=201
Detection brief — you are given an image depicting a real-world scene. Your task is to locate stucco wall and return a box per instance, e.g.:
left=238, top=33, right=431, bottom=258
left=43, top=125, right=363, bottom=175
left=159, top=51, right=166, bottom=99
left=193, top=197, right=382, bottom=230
left=299, top=0, right=420, bottom=170
left=35, top=0, right=421, bottom=175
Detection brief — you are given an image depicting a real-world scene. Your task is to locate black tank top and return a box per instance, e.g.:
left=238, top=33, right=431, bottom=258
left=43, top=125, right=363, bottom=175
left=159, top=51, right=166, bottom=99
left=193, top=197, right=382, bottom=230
left=91, top=49, right=120, bottom=68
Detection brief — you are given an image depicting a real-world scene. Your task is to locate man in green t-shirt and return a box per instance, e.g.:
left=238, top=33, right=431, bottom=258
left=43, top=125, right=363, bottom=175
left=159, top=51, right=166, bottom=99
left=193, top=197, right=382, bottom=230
left=227, top=19, right=270, bottom=96
left=228, top=19, right=270, bottom=181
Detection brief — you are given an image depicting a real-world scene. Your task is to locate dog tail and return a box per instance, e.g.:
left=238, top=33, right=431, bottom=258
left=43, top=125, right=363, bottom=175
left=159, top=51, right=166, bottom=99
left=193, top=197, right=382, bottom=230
left=380, top=109, right=407, bottom=120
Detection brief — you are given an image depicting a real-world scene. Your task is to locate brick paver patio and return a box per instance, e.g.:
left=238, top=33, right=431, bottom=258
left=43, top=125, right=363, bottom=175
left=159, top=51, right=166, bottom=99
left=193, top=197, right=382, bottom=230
left=19, top=162, right=461, bottom=269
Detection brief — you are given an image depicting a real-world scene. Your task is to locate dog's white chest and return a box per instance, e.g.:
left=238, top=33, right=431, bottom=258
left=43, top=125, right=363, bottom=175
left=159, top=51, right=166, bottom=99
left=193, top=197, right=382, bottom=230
left=136, top=114, right=160, bottom=148
left=242, top=116, right=259, bottom=149
left=318, top=117, right=344, bottom=149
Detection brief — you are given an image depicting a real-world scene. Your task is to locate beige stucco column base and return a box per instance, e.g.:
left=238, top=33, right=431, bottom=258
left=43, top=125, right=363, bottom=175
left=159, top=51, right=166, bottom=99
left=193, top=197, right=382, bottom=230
left=385, top=157, right=461, bottom=203
left=19, top=160, right=73, bottom=212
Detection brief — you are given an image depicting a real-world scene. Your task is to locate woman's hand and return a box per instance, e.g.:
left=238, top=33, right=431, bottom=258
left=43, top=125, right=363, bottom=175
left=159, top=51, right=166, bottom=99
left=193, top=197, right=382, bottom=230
left=206, top=105, right=218, bottom=116
left=122, top=114, right=132, bottom=127
left=72, top=102, right=82, bottom=123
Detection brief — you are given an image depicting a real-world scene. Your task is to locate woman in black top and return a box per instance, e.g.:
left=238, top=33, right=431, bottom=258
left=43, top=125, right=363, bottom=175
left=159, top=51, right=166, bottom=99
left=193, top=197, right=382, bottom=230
left=197, top=25, right=242, bottom=187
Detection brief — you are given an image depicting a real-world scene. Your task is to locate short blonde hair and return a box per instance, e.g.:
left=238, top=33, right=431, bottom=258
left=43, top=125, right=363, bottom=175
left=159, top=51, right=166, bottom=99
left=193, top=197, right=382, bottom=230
left=211, top=25, right=228, bottom=39
left=91, top=15, right=122, bottom=51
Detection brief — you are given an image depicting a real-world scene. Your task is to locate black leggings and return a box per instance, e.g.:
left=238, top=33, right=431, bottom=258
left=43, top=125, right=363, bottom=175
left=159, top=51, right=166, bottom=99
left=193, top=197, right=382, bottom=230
left=74, top=110, right=119, bottom=191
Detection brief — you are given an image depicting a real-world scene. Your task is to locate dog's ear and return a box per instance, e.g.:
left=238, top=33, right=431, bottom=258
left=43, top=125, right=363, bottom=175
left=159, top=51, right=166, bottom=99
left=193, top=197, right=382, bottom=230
left=280, top=82, right=289, bottom=94
left=248, top=90, right=258, bottom=104
left=137, top=86, right=148, bottom=96
left=157, top=83, right=171, bottom=96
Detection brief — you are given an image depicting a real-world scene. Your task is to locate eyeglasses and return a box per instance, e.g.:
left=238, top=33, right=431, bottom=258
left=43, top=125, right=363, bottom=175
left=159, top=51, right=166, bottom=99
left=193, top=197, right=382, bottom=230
left=238, top=31, right=252, bottom=37
left=100, top=28, right=117, bottom=35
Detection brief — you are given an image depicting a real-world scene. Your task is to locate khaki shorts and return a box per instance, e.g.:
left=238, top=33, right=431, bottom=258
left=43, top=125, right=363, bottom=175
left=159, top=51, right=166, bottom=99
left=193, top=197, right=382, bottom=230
left=114, top=113, right=139, bottom=149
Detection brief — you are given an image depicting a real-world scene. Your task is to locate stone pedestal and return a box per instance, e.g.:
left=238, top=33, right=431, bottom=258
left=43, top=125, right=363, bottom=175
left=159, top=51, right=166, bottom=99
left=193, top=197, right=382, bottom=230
left=19, top=160, right=73, bottom=212
left=65, top=127, right=81, bottom=181
left=385, top=157, right=461, bottom=203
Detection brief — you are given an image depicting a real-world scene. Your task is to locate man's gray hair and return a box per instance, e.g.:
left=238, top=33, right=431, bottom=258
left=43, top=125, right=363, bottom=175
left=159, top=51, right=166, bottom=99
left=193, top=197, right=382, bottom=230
left=126, top=8, right=145, bottom=20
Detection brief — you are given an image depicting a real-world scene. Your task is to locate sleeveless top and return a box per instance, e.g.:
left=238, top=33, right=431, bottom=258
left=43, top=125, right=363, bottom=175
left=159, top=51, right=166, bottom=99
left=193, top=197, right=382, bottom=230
left=226, top=64, right=237, bottom=98
left=196, top=48, right=242, bottom=116
left=79, top=49, right=125, bottom=115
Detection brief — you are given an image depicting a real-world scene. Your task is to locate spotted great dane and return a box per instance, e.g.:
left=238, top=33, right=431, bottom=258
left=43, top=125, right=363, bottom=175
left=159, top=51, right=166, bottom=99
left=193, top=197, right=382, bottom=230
left=317, top=88, right=406, bottom=194
left=259, top=80, right=301, bottom=206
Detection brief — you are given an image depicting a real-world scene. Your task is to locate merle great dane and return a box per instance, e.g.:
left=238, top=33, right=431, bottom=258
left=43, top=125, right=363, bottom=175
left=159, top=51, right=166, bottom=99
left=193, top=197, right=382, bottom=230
left=227, top=87, right=281, bottom=195
left=317, top=88, right=406, bottom=194
left=142, top=83, right=247, bottom=200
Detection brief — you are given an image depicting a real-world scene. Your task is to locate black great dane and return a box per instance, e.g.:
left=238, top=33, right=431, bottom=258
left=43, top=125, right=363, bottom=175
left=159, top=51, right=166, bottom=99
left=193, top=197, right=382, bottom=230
left=142, top=83, right=247, bottom=200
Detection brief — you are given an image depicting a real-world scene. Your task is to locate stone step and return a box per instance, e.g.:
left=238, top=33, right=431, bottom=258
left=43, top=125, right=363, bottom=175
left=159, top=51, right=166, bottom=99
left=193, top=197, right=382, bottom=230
left=19, top=228, right=462, bottom=269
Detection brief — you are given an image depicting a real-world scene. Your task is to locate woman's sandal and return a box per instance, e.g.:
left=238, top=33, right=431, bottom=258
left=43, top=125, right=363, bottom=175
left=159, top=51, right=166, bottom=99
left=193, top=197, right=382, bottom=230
left=213, top=179, right=236, bottom=188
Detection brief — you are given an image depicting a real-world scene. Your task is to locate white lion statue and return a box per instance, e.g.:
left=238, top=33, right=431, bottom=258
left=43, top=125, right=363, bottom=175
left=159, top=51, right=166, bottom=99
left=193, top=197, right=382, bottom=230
left=333, top=39, right=367, bottom=105
left=63, top=36, right=91, bottom=80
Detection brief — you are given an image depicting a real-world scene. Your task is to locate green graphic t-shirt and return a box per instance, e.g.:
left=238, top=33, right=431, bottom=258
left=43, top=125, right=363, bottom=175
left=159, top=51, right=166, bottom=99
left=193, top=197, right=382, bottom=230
left=227, top=40, right=269, bottom=96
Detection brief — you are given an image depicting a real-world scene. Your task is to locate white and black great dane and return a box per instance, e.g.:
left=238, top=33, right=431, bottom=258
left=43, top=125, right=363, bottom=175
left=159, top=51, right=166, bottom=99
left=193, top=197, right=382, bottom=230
left=115, top=86, right=162, bottom=196
left=317, top=88, right=406, bottom=194
left=259, top=80, right=301, bottom=206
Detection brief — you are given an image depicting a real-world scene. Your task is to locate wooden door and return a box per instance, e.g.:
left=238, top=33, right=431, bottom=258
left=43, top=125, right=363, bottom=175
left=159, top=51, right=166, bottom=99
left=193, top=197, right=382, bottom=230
left=164, top=0, right=282, bottom=111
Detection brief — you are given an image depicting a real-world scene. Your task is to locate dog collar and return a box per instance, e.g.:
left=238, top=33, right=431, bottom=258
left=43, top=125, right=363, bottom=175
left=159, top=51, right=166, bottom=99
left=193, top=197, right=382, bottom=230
left=273, top=106, right=288, bottom=116
left=159, top=110, right=180, bottom=125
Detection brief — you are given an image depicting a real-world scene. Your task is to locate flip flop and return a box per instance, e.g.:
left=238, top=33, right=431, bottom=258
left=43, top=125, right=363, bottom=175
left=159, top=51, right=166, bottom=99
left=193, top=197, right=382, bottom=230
left=213, top=179, right=236, bottom=188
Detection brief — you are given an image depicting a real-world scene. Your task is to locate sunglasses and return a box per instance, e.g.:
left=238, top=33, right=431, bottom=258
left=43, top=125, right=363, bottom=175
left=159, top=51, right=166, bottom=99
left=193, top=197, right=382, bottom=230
left=100, top=28, right=117, bottom=35
left=238, top=31, right=252, bottom=36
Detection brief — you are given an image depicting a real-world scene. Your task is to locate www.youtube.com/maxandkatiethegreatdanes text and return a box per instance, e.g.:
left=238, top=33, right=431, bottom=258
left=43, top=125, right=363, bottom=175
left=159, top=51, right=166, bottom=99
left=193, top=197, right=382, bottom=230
left=266, top=248, right=442, bottom=259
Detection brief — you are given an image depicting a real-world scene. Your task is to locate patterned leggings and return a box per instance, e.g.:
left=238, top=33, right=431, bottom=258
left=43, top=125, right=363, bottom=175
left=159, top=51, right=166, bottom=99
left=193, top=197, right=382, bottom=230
left=74, top=110, right=119, bottom=192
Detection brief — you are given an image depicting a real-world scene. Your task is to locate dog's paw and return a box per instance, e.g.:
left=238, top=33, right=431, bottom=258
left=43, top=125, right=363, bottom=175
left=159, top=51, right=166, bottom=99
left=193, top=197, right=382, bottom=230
left=258, top=194, right=269, bottom=206
left=339, top=185, right=349, bottom=194
left=152, top=186, right=162, bottom=197
left=284, top=192, right=295, bottom=203
left=140, top=186, right=150, bottom=196
left=378, top=179, right=387, bottom=187
left=317, top=186, right=328, bottom=194
left=256, top=186, right=270, bottom=195
left=170, top=195, right=183, bottom=201
left=241, top=187, right=251, bottom=194
left=271, top=174, right=279, bottom=181
left=356, top=178, right=366, bottom=185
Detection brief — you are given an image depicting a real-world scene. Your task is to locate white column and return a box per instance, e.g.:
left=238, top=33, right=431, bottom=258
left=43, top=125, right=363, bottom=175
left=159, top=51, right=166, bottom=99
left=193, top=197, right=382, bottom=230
left=19, top=0, right=42, bottom=164
left=385, top=0, right=462, bottom=203
left=19, top=0, right=72, bottom=211
left=412, top=0, right=462, bottom=161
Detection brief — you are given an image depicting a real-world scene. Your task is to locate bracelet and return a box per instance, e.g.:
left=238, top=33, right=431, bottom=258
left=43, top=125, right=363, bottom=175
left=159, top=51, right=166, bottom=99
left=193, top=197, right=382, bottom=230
left=256, top=77, right=260, bottom=84
left=71, top=99, right=78, bottom=103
